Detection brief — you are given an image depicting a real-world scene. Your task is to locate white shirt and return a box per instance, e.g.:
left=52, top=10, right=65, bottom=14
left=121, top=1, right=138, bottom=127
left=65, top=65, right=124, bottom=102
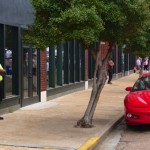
left=5, top=50, right=12, bottom=58
left=136, top=59, right=141, bottom=66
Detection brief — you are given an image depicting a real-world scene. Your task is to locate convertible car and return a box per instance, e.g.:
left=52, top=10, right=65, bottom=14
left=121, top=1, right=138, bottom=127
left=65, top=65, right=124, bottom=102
left=124, top=73, right=150, bottom=125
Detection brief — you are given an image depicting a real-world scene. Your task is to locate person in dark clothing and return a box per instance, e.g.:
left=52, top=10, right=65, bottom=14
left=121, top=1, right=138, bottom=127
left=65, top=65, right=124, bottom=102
left=0, top=64, right=6, bottom=120
left=107, top=57, right=114, bottom=84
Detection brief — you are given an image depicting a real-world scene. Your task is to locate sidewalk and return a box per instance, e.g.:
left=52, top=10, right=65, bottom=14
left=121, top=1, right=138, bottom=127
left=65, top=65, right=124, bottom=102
left=0, top=74, right=138, bottom=150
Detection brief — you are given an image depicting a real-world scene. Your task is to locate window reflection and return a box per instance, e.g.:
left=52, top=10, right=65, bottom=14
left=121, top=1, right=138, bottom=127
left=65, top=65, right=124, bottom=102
left=5, top=48, right=12, bottom=96
left=5, top=48, right=13, bottom=96
left=5, top=25, right=13, bottom=96
left=23, top=48, right=38, bottom=98
left=132, top=76, right=150, bottom=91
left=32, top=50, right=37, bottom=93
left=5, top=49, right=12, bottom=75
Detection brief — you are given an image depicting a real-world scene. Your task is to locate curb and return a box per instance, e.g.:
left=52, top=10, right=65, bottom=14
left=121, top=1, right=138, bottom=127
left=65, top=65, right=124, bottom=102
left=78, top=137, right=100, bottom=150
left=78, top=113, right=124, bottom=150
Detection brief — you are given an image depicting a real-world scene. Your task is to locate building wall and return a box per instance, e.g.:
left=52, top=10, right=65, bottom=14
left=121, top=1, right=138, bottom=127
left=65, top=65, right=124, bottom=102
left=0, top=1, right=136, bottom=114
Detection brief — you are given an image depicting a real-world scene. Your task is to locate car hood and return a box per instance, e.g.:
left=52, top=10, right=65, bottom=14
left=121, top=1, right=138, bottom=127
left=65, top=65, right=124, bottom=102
left=125, top=90, right=150, bottom=108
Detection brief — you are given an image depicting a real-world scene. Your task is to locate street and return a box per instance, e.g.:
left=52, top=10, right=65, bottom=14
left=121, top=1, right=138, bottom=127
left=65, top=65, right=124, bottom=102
left=95, top=120, right=150, bottom=150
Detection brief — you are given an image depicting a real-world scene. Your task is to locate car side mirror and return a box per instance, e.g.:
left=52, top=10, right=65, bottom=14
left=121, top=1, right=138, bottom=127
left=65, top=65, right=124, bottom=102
left=125, top=87, right=132, bottom=91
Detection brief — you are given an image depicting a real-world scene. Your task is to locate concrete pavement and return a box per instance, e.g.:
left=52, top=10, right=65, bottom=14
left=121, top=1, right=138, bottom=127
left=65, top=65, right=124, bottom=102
left=0, top=74, right=138, bottom=150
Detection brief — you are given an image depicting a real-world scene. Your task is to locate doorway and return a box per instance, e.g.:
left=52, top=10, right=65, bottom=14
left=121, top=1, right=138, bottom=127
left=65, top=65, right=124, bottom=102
left=21, top=47, right=40, bottom=106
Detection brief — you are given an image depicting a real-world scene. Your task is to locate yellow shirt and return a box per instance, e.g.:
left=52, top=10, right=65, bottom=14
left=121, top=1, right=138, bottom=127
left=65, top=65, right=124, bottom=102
left=0, top=64, right=4, bottom=81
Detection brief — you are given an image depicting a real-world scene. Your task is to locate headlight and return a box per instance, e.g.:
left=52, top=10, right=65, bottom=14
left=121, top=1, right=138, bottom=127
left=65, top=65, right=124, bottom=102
left=126, top=113, right=139, bottom=119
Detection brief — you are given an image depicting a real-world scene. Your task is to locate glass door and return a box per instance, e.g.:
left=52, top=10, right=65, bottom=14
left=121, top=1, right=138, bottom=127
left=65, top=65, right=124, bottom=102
left=22, top=47, right=40, bottom=106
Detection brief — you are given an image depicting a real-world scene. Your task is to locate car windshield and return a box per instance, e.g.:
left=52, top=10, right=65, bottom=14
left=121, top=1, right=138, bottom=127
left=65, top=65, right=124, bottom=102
left=132, top=76, right=150, bottom=91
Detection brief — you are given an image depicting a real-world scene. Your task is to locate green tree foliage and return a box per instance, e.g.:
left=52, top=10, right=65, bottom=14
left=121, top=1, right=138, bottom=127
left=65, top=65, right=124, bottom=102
left=25, top=0, right=105, bottom=48
left=25, top=0, right=150, bottom=127
left=123, top=0, right=150, bottom=57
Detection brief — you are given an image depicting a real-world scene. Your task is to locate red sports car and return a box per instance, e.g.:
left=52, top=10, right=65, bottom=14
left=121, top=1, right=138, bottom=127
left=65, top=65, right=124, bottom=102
left=124, top=73, right=150, bottom=125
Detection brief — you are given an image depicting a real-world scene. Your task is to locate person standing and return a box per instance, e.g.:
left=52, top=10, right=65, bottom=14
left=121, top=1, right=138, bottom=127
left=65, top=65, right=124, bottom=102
left=0, top=63, right=6, bottom=120
left=136, top=57, right=142, bottom=72
left=143, top=57, right=149, bottom=71
left=107, top=57, right=115, bottom=84
left=5, top=49, right=12, bottom=75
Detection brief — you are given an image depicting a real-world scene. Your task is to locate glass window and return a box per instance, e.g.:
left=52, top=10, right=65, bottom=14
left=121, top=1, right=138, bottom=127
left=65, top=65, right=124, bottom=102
left=132, top=76, right=150, bottom=91
left=5, top=26, right=13, bottom=96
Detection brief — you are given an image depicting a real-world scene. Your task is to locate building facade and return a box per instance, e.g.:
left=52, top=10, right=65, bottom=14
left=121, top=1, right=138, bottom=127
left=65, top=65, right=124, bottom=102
left=0, top=0, right=135, bottom=114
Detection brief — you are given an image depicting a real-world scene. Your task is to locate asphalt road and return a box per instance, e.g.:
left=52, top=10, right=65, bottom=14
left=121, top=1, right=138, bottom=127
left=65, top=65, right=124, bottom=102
left=95, top=120, right=125, bottom=150
left=95, top=120, right=150, bottom=150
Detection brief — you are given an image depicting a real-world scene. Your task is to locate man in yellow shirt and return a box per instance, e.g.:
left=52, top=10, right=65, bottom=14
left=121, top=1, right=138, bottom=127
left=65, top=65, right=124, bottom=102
left=0, top=64, right=6, bottom=120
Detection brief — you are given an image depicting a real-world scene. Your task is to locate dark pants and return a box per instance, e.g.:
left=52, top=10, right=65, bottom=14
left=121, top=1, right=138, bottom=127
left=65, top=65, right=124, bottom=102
left=108, top=69, right=113, bottom=83
left=0, top=81, right=4, bottom=119
left=144, top=65, right=148, bottom=70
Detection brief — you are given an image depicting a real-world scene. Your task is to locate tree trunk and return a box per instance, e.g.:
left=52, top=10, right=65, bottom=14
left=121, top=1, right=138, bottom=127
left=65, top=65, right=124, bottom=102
left=76, top=44, right=113, bottom=128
